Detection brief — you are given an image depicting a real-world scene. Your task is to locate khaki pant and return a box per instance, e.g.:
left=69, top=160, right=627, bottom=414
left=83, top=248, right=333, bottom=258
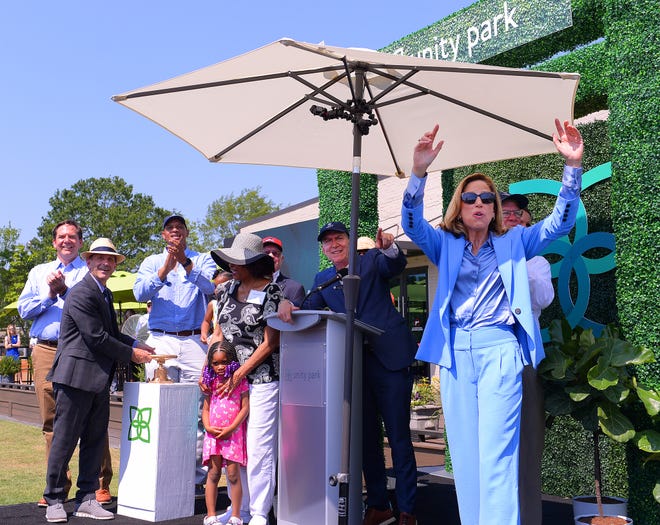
left=32, top=343, right=113, bottom=493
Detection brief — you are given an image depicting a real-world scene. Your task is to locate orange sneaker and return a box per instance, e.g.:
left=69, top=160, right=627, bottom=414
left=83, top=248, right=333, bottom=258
left=38, top=497, right=47, bottom=507
left=363, top=507, right=395, bottom=525
left=95, top=488, right=112, bottom=505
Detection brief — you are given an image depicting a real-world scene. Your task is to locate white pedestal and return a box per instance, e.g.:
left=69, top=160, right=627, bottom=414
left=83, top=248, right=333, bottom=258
left=117, top=382, right=199, bottom=522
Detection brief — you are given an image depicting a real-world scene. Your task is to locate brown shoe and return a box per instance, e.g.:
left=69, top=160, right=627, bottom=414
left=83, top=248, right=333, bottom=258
left=363, top=507, right=396, bottom=525
left=399, top=512, right=417, bottom=525
left=95, top=488, right=112, bottom=505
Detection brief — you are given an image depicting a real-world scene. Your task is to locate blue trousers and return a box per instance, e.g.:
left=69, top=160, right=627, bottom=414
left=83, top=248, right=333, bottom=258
left=441, top=326, right=523, bottom=525
left=362, top=351, right=417, bottom=514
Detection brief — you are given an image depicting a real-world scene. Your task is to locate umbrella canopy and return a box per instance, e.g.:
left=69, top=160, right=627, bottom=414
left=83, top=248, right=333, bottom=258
left=113, top=38, right=579, bottom=176
left=106, top=271, right=138, bottom=304
left=2, top=301, right=19, bottom=316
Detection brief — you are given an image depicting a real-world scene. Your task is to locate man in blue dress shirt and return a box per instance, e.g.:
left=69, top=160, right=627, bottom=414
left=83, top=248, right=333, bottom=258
left=134, top=214, right=216, bottom=487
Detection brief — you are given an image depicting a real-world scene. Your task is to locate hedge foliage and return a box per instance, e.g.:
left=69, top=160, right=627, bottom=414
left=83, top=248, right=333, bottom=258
left=542, top=415, right=628, bottom=499
left=604, top=1, right=660, bottom=520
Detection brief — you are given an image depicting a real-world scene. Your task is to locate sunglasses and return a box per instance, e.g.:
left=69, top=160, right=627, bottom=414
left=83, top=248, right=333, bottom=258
left=461, top=191, right=496, bottom=205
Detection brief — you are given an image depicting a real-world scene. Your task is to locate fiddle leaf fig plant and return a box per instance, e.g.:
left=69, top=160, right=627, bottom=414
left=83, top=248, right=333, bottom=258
left=539, top=318, right=660, bottom=511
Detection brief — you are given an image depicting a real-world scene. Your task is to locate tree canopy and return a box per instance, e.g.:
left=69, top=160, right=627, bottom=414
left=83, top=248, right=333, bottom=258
left=195, top=186, right=280, bottom=250
left=34, top=176, right=171, bottom=271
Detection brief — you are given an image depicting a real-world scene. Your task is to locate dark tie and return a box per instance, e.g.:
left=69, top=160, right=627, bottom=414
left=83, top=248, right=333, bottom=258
left=103, top=288, right=120, bottom=335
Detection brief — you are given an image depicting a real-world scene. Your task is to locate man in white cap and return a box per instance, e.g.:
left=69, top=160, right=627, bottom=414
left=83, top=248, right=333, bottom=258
left=43, top=238, right=154, bottom=523
left=133, top=214, right=216, bottom=490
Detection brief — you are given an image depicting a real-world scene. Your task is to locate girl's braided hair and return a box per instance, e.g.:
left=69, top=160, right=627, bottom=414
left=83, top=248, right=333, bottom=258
left=202, top=339, right=240, bottom=388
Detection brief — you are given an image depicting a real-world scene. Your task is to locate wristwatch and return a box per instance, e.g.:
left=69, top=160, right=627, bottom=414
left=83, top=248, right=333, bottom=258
left=182, top=257, right=192, bottom=268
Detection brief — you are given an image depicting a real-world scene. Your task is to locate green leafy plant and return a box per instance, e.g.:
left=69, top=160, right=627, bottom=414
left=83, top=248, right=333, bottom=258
left=411, top=376, right=440, bottom=408
left=539, top=319, right=660, bottom=516
left=0, top=355, right=21, bottom=377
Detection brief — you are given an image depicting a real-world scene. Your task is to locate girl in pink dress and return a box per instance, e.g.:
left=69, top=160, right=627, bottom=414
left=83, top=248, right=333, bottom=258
left=201, top=340, right=249, bottom=525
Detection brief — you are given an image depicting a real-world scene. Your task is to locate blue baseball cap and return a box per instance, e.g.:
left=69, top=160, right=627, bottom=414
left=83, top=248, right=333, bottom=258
left=317, top=221, right=349, bottom=242
left=162, top=214, right=187, bottom=229
left=499, top=192, right=529, bottom=209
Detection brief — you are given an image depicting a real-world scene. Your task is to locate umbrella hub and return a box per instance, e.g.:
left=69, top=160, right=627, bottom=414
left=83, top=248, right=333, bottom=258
left=310, top=98, right=378, bottom=136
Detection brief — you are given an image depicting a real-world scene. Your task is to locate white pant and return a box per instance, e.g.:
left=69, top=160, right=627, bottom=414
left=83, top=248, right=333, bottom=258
left=246, top=381, right=279, bottom=519
left=145, top=332, right=208, bottom=483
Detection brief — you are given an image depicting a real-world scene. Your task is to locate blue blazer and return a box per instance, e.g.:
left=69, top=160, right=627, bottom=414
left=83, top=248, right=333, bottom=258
left=402, top=191, right=578, bottom=370
left=49, top=273, right=136, bottom=393
left=303, top=248, right=417, bottom=371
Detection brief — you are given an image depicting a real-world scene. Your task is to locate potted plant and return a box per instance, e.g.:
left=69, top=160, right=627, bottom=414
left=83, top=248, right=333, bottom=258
left=539, top=319, right=660, bottom=525
left=0, top=355, right=21, bottom=383
left=410, top=376, right=441, bottom=439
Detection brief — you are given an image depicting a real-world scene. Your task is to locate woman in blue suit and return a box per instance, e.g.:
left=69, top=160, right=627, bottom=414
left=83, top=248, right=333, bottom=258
left=401, top=119, right=583, bottom=525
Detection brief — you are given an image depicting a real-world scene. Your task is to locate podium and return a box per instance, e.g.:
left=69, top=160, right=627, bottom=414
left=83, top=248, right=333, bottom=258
left=268, top=310, right=380, bottom=525
left=117, top=382, right=199, bottom=521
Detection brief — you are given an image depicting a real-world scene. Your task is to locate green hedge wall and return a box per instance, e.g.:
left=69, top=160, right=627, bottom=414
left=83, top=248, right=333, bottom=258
left=542, top=416, right=628, bottom=499
left=604, top=1, right=660, bottom=521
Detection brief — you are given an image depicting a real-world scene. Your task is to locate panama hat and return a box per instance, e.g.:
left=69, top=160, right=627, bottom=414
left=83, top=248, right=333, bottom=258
left=356, top=236, right=376, bottom=251
left=211, top=233, right=269, bottom=270
left=81, top=238, right=126, bottom=264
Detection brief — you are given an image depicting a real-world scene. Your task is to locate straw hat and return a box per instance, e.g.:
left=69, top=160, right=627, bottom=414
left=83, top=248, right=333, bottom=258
left=357, top=236, right=376, bottom=251
left=81, top=238, right=126, bottom=264
left=211, top=233, right=268, bottom=270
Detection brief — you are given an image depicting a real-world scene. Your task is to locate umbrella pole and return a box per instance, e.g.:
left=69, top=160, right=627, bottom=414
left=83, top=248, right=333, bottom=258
left=335, top=69, right=365, bottom=525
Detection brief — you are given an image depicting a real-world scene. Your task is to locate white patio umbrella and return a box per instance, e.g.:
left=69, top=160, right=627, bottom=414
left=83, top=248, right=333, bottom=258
left=113, top=38, right=579, bottom=176
left=113, top=38, right=579, bottom=524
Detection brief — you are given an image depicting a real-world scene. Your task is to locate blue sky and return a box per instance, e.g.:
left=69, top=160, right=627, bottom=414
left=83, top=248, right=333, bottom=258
left=1, top=1, right=472, bottom=243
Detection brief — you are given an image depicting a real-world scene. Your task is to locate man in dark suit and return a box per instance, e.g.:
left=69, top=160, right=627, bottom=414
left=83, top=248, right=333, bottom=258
left=279, top=222, right=418, bottom=525
left=262, top=236, right=305, bottom=305
left=43, top=238, right=154, bottom=523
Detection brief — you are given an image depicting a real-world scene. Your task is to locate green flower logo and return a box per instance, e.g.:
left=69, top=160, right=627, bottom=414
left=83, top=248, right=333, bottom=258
left=128, top=405, right=152, bottom=443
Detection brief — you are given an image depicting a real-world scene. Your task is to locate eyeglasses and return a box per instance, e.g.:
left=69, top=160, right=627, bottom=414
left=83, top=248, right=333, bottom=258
left=502, top=210, right=524, bottom=218
left=461, top=191, right=496, bottom=205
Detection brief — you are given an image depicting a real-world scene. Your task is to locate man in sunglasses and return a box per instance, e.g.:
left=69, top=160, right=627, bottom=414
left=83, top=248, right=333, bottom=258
left=500, top=192, right=554, bottom=525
